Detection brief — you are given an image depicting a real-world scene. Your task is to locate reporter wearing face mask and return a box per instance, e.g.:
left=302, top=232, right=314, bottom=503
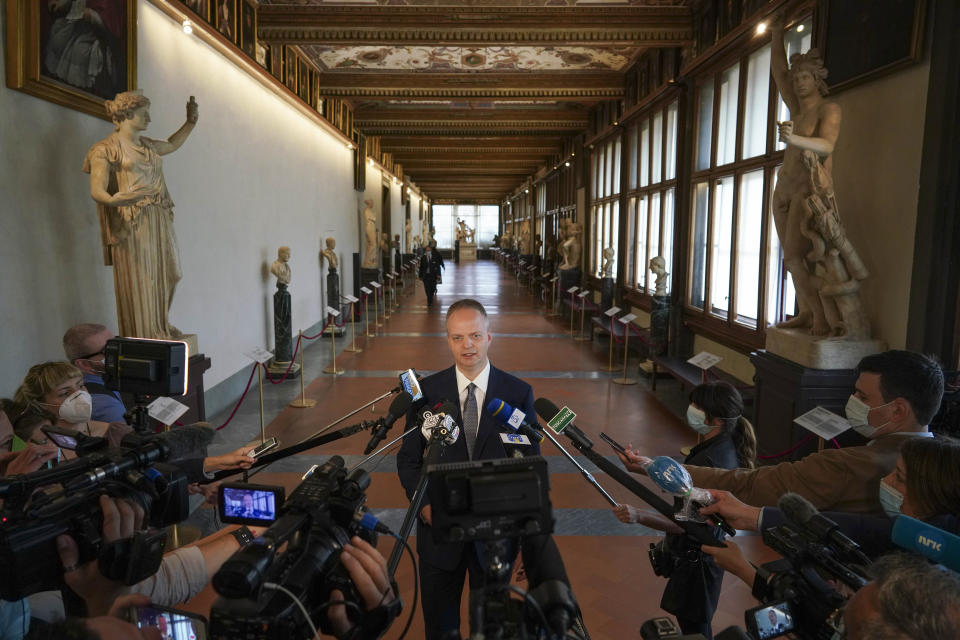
left=618, top=351, right=944, bottom=517
left=14, top=362, right=132, bottom=458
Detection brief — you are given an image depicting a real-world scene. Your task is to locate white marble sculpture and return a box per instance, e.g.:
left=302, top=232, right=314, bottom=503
left=559, top=222, right=582, bottom=270
left=601, top=247, right=615, bottom=278
left=769, top=18, right=869, bottom=339
left=84, top=91, right=198, bottom=341
left=321, top=237, right=338, bottom=271
left=405, top=218, right=412, bottom=249
left=271, top=246, right=292, bottom=285
left=361, top=199, right=377, bottom=268
left=649, top=256, right=669, bottom=296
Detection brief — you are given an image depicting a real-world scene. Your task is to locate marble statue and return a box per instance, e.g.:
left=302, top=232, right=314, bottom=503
left=321, top=237, right=338, bottom=271
left=405, top=219, right=412, bottom=249
left=270, top=246, right=293, bottom=363
left=456, top=219, right=466, bottom=242
left=649, top=255, right=669, bottom=296
left=559, top=222, right=582, bottom=270
left=535, top=234, right=543, bottom=255
left=361, top=199, right=377, bottom=268
left=271, top=246, right=292, bottom=284
left=84, top=91, right=198, bottom=340
left=770, top=19, right=869, bottom=339
left=464, top=223, right=476, bottom=244
left=392, top=233, right=400, bottom=250
left=601, top=247, right=615, bottom=278
left=380, top=232, right=389, bottom=253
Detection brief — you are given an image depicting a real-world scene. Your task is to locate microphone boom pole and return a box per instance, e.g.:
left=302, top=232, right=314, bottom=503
left=541, top=428, right=619, bottom=507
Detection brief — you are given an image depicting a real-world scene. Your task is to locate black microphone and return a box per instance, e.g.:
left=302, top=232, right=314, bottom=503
left=120, top=422, right=216, bottom=460
left=777, top=492, right=871, bottom=565
left=363, top=392, right=414, bottom=455
left=487, top=397, right=545, bottom=444
left=532, top=398, right=594, bottom=449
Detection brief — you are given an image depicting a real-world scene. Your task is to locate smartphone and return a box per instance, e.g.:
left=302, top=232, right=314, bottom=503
left=745, top=600, right=795, bottom=639
left=248, top=437, right=279, bottom=458
left=599, top=431, right=627, bottom=455
left=218, top=482, right=285, bottom=526
left=40, top=425, right=80, bottom=450
left=399, top=368, right=423, bottom=402
left=130, top=604, right=208, bottom=639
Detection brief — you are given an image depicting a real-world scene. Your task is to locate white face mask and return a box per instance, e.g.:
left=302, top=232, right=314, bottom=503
left=879, top=479, right=904, bottom=518
left=57, top=390, right=93, bottom=424
left=686, top=405, right=714, bottom=435
left=844, top=395, right=893, bottom=438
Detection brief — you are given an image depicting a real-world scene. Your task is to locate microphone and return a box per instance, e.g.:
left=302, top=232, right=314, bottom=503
left=640, top=456, right=735, bottom=536
left=532, top=398, right=594, bottom=449
left=364, top=391, right=414, bottom=455
left=777, top=493, right=871, bottom=565
left=891, top=515, right=960, bottom=572
left=487, top=397, right=545, bottom=444
left=421, top=401, right=460, bottom=469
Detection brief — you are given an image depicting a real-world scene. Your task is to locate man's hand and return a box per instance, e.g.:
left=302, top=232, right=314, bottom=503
left=701, top=540, right=757, bottom=588
left=203, top=446, right=256, bottom=473
left=613, top=504, right=683, bottom=533
left=328, top=537, right=398, bottom=636
left=1, top=442, right=58, bottom=475
left=614, top=444, right=652, bottom=475
left=57, top=495, right=144, bottom=616
left=187, top=480, right=222, bottom=504
left=699, top=489, right=762, bottom=531
left=420, top=504, right=432, bottom=526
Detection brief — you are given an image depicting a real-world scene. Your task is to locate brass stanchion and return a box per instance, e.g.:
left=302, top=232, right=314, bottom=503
left=257, top=362, right=267, bottom=439
left=344, top=300, right=363, bottom=352
left=603, top=308, right=621, bottom=371
left=613, top=317, right=637, bottom=386
left=382, top=279, right=392, bottom=320
left=323, top=315, right=345, bottom=375
left=547, top=277, right=561, bottom=317
left=574, top=293, right=590, bottom=342
left=374, top=284, right=384, bottom=327
left=291, top=329, right=317, bottom=407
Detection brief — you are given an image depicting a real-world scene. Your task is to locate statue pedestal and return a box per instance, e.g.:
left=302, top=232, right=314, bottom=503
left=765, top=327, right=886, bottom=370
left=270, top=282, right=300, bottom=379
left=460, top=243, right=477, bottom=262
left=557, top=268, right=580, bottom=294
left=600, top=277, right=615, bottom=312
left=267, top=359, right=301, bottom=378
left=650, top=294, right=669, bottom=355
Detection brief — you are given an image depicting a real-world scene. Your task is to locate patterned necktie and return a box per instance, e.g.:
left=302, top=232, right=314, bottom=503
left=464, top=383, right=478, bottom=459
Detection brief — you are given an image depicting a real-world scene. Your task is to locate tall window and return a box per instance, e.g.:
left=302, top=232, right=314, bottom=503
left=687, top=21, right=810, bottom=335
left=589, top=136, right=621, bottom=277
left=626, top=99, right=679, bottom=294
left=432, top=204, right=500, bottom=248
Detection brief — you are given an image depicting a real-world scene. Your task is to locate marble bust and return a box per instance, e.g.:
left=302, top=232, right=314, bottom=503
left=271, top=246, right=292, bottom=285
left=321, top=237, right=338, bottom=271
left=601, top=247, right=615, bottom=278
left=649, top=255, right=669, bottom=296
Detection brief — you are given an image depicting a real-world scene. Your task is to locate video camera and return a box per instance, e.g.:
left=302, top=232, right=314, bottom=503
left=427, top=456, right=583, bottom=640
left=209, top=455, right=400, bottom=640
left=0, top=430, right=191, bottom=600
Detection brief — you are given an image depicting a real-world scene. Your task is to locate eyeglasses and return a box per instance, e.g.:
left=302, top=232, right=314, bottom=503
left=76, top=349, right=105, bottom=361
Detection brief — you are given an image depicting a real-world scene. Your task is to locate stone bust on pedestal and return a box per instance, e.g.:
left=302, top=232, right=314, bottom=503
left=321, top=237, right=338, bottom=271
left=271, top=246, right=292, bottom=285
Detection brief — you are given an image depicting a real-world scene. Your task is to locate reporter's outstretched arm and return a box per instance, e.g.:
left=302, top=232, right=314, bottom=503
left=699, top=490, right=762, bottom=531
left=701, top=540, right=757, bottom=588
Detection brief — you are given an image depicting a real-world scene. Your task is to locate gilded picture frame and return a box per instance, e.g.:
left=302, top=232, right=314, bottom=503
left=4, top=0, right=137, bottom=122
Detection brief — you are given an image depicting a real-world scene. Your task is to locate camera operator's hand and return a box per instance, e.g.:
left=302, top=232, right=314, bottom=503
left=57, top=495, right=145, bottom=616
left=420, top=504, right=432, bottom=526
left=202, top=446, right=256, bottom=473
left=328, top=536, right=398, bottom=637
left=612, top=504, right=684, bottom=533
left=0, top=442, right=58, bottom=475
left=86, top=593, right=162, bottom=640
left=699, top=490, right=762, bottom=531
left=701, top=540, right=757, bottom=588
left=188, top=479, right=222, bottom=504
left=615, top=444, right=652, bottom=475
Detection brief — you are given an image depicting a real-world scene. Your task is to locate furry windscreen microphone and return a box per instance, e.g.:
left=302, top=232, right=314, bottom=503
left=122, top=423, right=216, bottom=460
left=777, top=492, right=818, bottom=526
left=419, top=401, right=460, bottom=444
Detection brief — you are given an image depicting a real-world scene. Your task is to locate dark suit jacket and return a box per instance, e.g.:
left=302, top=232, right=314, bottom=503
left=396, top=364, right=541, bottom=570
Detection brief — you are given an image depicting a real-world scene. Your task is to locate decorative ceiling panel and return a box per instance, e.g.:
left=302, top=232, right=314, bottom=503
left=261, top=0, right=684, bottom=6
left=302, top=45, right=637, bottom=71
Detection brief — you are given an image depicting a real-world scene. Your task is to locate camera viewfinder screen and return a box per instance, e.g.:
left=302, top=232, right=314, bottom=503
left=753, top=603, right=794, bottom=638
left=137, top=607, right=207, bottom=640
left=223, top=487, right=277, bottom=523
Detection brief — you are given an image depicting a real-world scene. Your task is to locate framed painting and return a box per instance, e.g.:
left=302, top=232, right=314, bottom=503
left=5, top=0, right=136, bottom=121
left=240, top=0, right=256, bottom=59
left=179, top=0, right=209, bottom=21
left=269, top=44, right=284, bottom=82
left=214, top=0, right=236, bottom=43
left=820, top=0, right=926, bottom=92
left=284, top=46, right=297, bottom=93
left=256, top=42, right=269, bottom=69
left=297, top=58, right=310, bottom=102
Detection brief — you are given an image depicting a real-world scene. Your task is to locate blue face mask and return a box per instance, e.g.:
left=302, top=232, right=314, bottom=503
left=686, top=405, right=714, bottom=435
left=879, top=479, right=904, bottom=518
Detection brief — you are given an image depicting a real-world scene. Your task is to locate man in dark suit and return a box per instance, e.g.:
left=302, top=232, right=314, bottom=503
left=397, top=298, right=541, bottom=639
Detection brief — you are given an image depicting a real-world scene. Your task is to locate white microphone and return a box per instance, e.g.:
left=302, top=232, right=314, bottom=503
left=419, top=402, right=460, bottom=445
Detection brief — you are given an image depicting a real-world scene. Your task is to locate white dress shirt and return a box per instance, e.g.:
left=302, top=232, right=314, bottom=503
left=455, top=360, right=491, bottom=436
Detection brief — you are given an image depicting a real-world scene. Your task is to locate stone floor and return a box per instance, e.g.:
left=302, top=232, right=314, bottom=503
left=181, top=260, right=777, bottom=638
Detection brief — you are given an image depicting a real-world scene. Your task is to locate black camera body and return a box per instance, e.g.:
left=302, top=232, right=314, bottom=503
left=0, top=433, right=190, bottom=600
left=210, top=455, right=379, bottom=640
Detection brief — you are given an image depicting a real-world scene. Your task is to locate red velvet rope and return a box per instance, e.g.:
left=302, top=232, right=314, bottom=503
left=756, top=433, right=815, bottom=460
left=215, top=362, right=259, bottom=431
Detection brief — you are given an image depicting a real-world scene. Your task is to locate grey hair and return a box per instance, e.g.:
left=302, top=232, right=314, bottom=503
left=62, top=323, right=109, bottom=361
left=860, top=553, right=960, bottom=639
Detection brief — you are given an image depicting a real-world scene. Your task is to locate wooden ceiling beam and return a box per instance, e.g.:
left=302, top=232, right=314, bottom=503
left=258, top=5, right=692, bottom=46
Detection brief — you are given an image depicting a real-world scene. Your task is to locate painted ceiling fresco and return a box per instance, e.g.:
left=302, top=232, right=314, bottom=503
left=262, top=0, right=682, bottom=6
left=301, top=45, right=639, bottom=72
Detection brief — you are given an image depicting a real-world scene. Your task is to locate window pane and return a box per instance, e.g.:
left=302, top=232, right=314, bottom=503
left=606, top=141, right=614, bottom=197
left=433, top=204, right=455, bottom=248
left=590, top=205, right=600, bottom=273
left=710, top=176, right=734, bottom=318
left=640, top=119, right=650, bottom=187
left=696, top=82, right=715, bottom=171
left=743, top=45, right=771, bottom=159
left=735, top=170, right=764, bottom=327
left=647, top=192, right=661, bottom=295
left=662, top=188, right=675, bottom=284
left=652, top=111, right=663, bottom=184
left=613, top=137, right=622, bottom=194
left=716, top=63, right=740, bottom=166
left=628, top=125, right=639, bottom=190
left=610, top=201, right=620, bottom=276
left=665, top=101, right=678, bottom=180
left=636, top=195, right=648, bottom=291
left=690, top=183, right=709, bottom=308
left=626, top=197, right=637, bottom=286
left=774, top=20, right=813, bottom=151
left=477, top=205, right=499, bottom=248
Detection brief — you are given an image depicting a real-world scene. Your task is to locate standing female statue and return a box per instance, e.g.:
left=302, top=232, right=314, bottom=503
left=83, top=91, right=198, bottom=339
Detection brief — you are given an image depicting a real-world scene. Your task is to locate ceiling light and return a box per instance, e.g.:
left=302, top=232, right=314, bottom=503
left=613, top=121, right=618, bottom=126
left=564, top=161, right=570, bottom=167
left=796, top=24, right=805, bottom=32
left=346, top=142, right=355, bottom=150
left=182, top=19, right=193, bottom=35
left=756, top=22, right=768, bottom=35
